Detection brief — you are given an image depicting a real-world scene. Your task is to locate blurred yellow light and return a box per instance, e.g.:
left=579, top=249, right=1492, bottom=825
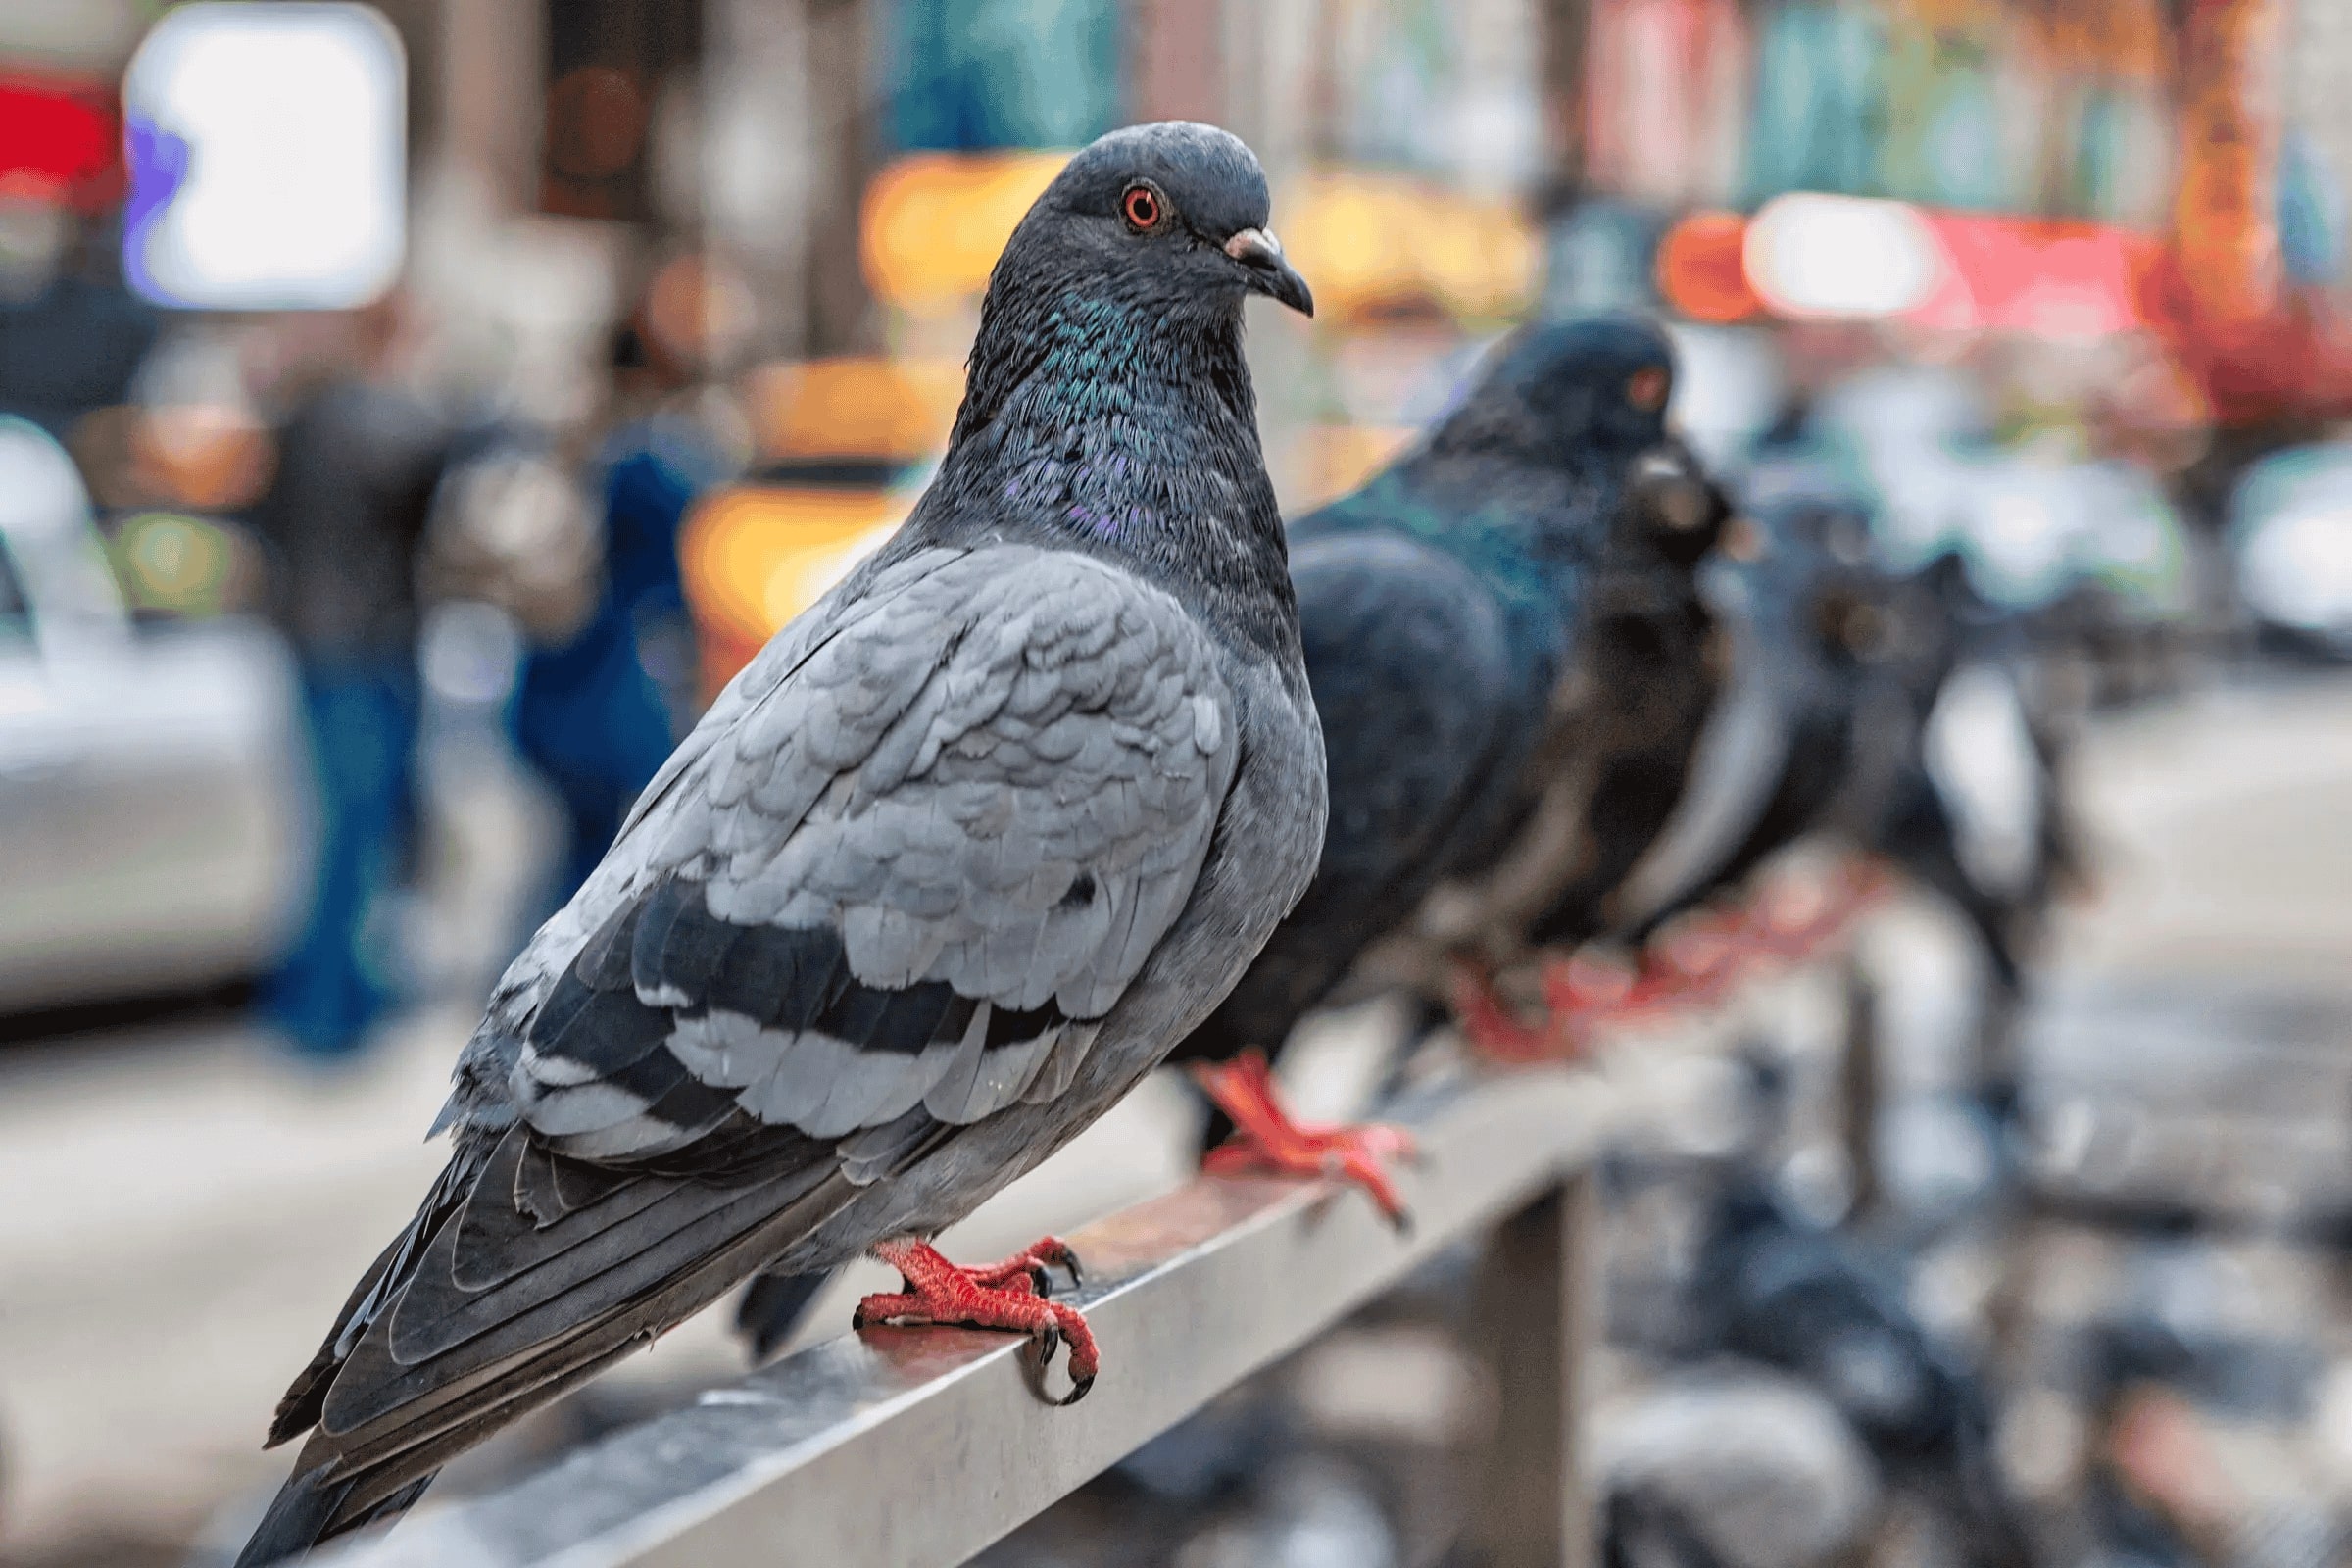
left=1282, top=172, right=1539, bottom=326
left=862, top=151, right=1071, bottom=314
left=131, top=403, right=273, bottom=511
left=680, top=484, right=910, bottom=686
left=745, top=356, right=964, bottom=464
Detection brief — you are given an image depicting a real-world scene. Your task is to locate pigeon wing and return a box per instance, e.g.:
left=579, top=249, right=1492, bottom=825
left=508, top=540, right=1242, bottom=1156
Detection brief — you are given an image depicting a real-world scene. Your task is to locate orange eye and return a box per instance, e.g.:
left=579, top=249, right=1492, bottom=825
left=1121, top=183, right=1163, bottom=231
left=1627, top=367, right=1670, bottom=412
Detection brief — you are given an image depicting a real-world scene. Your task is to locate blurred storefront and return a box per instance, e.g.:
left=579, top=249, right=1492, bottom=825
left=17, top=0, right=2352, bottom=699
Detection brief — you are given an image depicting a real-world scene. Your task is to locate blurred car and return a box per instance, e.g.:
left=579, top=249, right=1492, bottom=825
left=2229, top=443, right=2352, bottom=662
left=0, top=417, right=310, bottom=1012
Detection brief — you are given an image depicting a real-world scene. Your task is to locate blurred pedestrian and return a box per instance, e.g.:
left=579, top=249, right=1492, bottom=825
left=246, top=301, right=445, bottom=1057
left=494, top=318, right=732, bottom=912
left=590, top=318, right=736, bottom=734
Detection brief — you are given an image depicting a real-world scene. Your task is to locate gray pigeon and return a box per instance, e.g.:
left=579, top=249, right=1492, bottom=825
left=236, top=120, right=1324, bottom=1565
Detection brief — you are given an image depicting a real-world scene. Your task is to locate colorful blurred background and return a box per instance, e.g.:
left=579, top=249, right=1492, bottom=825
left=13, top=2, right=2352, bottom=1566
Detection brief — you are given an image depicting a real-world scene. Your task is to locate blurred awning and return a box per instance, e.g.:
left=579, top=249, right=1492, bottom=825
left=1669, top=198, right=2167, bottom=335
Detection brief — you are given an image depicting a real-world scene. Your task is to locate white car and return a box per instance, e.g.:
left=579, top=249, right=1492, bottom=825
left=0, top=418, right=311, bottom=1011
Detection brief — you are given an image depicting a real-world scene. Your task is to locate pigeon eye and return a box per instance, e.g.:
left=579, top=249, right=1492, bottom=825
left=1121, top=183, right=1165, bottom=232
left=1627, top=367, right=1670, bottom=413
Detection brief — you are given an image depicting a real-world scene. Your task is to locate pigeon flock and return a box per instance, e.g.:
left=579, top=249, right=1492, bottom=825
left=236, top=122, right=2093, bottom=1565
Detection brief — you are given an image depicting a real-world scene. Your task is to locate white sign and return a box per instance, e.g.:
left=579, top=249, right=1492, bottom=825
left=122, top=3, right=405, bottom=310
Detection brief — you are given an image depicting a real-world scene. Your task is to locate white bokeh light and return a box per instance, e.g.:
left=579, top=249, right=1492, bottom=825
left=1743, top=193, right=1947, bottom=320
left=122, top=3, right=404, bottom=310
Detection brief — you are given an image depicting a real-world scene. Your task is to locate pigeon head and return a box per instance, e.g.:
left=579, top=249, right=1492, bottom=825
left=1431, top=314, right=1679, bottom=468
left=951, top=123, right=1313, bottom=453
left=945, top=122, right=1313, bottom=459
left=918, top=122, right=1310, bottom=652
left=1009, top=121, right=1313, bottom=321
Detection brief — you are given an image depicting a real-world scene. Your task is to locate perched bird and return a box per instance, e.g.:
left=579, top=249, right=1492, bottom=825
left=236, top=121, right=1324, bottom=1565
left=1170, top=317, right=1725, bottom=1209
left=1687, top=1180, right=2034, bottom=1568
left=1609, top=463, right=1913, bottom=948
left=734, top=318, right=1699, bottom=1359
left=1868, top=551, right=2087, bottom=1117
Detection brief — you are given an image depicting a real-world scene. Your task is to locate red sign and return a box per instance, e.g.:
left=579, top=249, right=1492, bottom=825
left=0, top=74, right=122, bottom=211
left=1910, top=213, right=2164, bottom=336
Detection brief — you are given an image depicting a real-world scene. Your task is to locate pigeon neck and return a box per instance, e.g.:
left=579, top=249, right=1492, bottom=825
left=929, top=287, right=1299, bottom=660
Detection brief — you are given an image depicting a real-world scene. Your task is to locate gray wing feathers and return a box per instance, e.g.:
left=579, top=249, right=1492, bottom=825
left=492, top=544, right=1237, bottom=1152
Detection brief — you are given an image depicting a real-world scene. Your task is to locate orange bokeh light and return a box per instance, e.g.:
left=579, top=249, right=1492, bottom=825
left=744, top=356, right=963, bottom=464
left=1655, top=210, right=1758, bottom=323
left=861, top=152, right=1070, bottom=315
left=681, top=484, right=910, bottom=691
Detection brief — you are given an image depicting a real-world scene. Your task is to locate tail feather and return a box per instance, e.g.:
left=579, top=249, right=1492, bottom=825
left=238, top=1172, right=857, bottom=1565
left=734, top=1269, right=836, bottom=1362
left=232, top=1468, right=361, bottom=1568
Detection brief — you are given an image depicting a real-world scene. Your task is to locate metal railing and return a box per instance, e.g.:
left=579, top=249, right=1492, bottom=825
left=326, top=1067, right=1613, bottom=1568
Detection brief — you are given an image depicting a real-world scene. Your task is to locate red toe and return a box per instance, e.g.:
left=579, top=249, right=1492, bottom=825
left=859, top=1237, right=1099, bottom=1400
left=1193, top=1049, right=1415, bottom=1224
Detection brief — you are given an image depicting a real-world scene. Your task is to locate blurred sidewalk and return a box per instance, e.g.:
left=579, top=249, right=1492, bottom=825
left=2047, top=674, right=2352, bottom=988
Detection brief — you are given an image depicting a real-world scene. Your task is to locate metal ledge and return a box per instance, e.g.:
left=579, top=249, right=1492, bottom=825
left=325, top=1067, right=1610, bottom=1568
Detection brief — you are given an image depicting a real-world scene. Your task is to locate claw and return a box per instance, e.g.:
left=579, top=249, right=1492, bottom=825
left=1191, top=1049, right=1416, bottom=1224
left=859, top=1236, right=1101, bottom=1407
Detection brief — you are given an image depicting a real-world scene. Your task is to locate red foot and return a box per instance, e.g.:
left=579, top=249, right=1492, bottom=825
left=1190, top=1050, right=1417, bottom=1226
left=856, top=1236, right=1098, bottom=1403
left=1452, top=956, right=1631, bottom=1064
left=1453, top=859, right=1898, bottom=1065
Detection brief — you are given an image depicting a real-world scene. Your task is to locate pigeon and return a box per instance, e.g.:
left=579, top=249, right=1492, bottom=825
left=1165, top=316, right=1721, bottom=1216
left=1609, top=461, right=1914, bottom=947
left=1867, top=550, right=2087, bottom=1119
left=235, top=120, right=1324, bottom=1565
left=1685, top=1180, right=2034, bottom=1568
left=731, top=318, right=1695, bottom=1358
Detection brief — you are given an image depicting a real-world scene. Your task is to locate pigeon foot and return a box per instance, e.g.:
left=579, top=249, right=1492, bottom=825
left=1191, top=1050, right=1416, bottom=1227
left=1453, top=958, right=1620, bottom=1063
left=856, top=1236, right=1098, bottom=1403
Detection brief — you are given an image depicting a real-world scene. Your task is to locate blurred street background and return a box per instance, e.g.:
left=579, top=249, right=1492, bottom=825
left=9, top=1, right=2352, bottom=1566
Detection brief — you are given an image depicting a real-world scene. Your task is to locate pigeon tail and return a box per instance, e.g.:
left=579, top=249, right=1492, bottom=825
left=232, top=1465, right=434, bottom=1568
left=734, top=1268, right=837, bottom=1363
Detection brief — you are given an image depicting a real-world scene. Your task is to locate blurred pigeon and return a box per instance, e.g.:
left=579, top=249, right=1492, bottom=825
left=1873, top=552, right=2087, bottom=1117
left=1506, top=432, right=1731, bottom=954
left=1689, top=1180, right=2034, bottom=1568
left=1610, top=463, right=1915, bottom=943
left=1596, top=1370, right=1879, bottom=1568
left=235, top=121, right=1324, bottom=1565
left=734, top=318, right=1695, bottom=1357
left=1169, top=318, right=1722, bottom=1213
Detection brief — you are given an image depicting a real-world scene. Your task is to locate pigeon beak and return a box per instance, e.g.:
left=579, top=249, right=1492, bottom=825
left=1225, top=227, right=1314, bottom=318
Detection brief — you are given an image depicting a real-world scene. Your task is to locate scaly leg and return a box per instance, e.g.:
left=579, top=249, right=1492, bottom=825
left=855, top=1235, right=1098, bottom=1402
left=1191, top=1049, right=1417, bottom=1227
